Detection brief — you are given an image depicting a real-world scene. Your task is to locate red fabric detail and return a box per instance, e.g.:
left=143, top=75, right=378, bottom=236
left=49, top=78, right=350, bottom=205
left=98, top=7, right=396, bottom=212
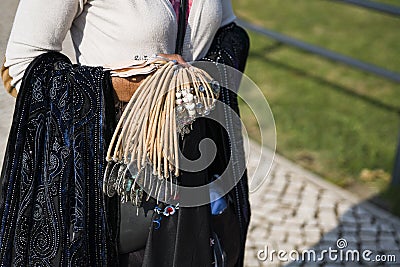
left=167, top=207, right=174, bottom=213
left=170, top=0, right=193, bottom=26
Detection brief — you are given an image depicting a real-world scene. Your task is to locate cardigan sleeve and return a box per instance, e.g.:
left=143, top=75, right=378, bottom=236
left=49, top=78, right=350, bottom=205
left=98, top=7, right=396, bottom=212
left=221, top=0, right=236, bottom=27
left=2, top=0, right=86, bottom=95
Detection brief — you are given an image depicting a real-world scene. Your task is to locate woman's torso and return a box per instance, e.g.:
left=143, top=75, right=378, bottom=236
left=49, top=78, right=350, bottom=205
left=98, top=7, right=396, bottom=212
left=71, top=0, right=224, bottom=66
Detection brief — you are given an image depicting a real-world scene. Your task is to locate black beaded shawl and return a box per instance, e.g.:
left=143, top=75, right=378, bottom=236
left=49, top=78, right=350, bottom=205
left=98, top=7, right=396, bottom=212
left=0, top=52, right=119, bottom=266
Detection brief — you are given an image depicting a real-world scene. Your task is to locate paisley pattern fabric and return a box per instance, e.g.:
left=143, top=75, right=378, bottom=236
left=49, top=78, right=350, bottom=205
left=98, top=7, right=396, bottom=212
left=0, top=52, right=118, bottom=266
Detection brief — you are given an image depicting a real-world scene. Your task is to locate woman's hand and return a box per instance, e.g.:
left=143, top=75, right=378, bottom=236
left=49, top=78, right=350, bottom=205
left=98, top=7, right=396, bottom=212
left=157, top=53, right=189, bottom=67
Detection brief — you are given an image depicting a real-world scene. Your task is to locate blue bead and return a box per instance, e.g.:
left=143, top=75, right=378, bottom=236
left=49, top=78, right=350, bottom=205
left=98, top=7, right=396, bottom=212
left=125, top=179, right=133, bottom=192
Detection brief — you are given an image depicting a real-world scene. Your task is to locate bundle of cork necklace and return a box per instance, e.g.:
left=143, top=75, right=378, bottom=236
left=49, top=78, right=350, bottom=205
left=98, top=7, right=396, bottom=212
left=103, top=56, right=221, bottom=209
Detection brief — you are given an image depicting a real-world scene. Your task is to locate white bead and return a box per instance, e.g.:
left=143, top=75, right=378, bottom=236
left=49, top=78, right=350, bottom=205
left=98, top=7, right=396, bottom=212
left=186, top=93, right=194, bottom=102
left=176, top=99, right=183, bottom=105
left=188, top=109, right=196, bottom=116
left=185, top=102, right=195, bottom=111
left=183, top=97, right=189, bottom=103
left=176, top=92, right=182, bottom=98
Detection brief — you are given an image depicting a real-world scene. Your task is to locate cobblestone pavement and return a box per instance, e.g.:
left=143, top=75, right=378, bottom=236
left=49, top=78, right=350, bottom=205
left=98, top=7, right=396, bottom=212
left=244, top=141, right=400, bottom=266
left=1, top=1, right=400, bottom=266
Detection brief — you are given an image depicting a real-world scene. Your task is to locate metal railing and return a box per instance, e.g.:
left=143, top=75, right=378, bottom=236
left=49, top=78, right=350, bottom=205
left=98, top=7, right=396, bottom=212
left=237, top=0, right=400, bottom=185
left=237, top=20, right=400, bottom=83
left=330, top=0, right=400, bottom=17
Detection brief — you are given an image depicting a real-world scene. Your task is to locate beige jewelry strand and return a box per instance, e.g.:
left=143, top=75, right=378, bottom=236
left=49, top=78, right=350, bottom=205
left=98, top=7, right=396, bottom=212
left=104, top=61, right=220, bottom=206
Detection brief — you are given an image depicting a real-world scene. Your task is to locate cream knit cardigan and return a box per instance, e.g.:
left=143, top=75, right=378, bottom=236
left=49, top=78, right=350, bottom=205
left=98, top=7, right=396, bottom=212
left=5, top=0, right=236, bottom=91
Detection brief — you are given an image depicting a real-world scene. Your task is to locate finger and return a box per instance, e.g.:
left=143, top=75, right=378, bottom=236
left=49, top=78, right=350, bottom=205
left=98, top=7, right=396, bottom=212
left=175, top=55, right=190, bottom=68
